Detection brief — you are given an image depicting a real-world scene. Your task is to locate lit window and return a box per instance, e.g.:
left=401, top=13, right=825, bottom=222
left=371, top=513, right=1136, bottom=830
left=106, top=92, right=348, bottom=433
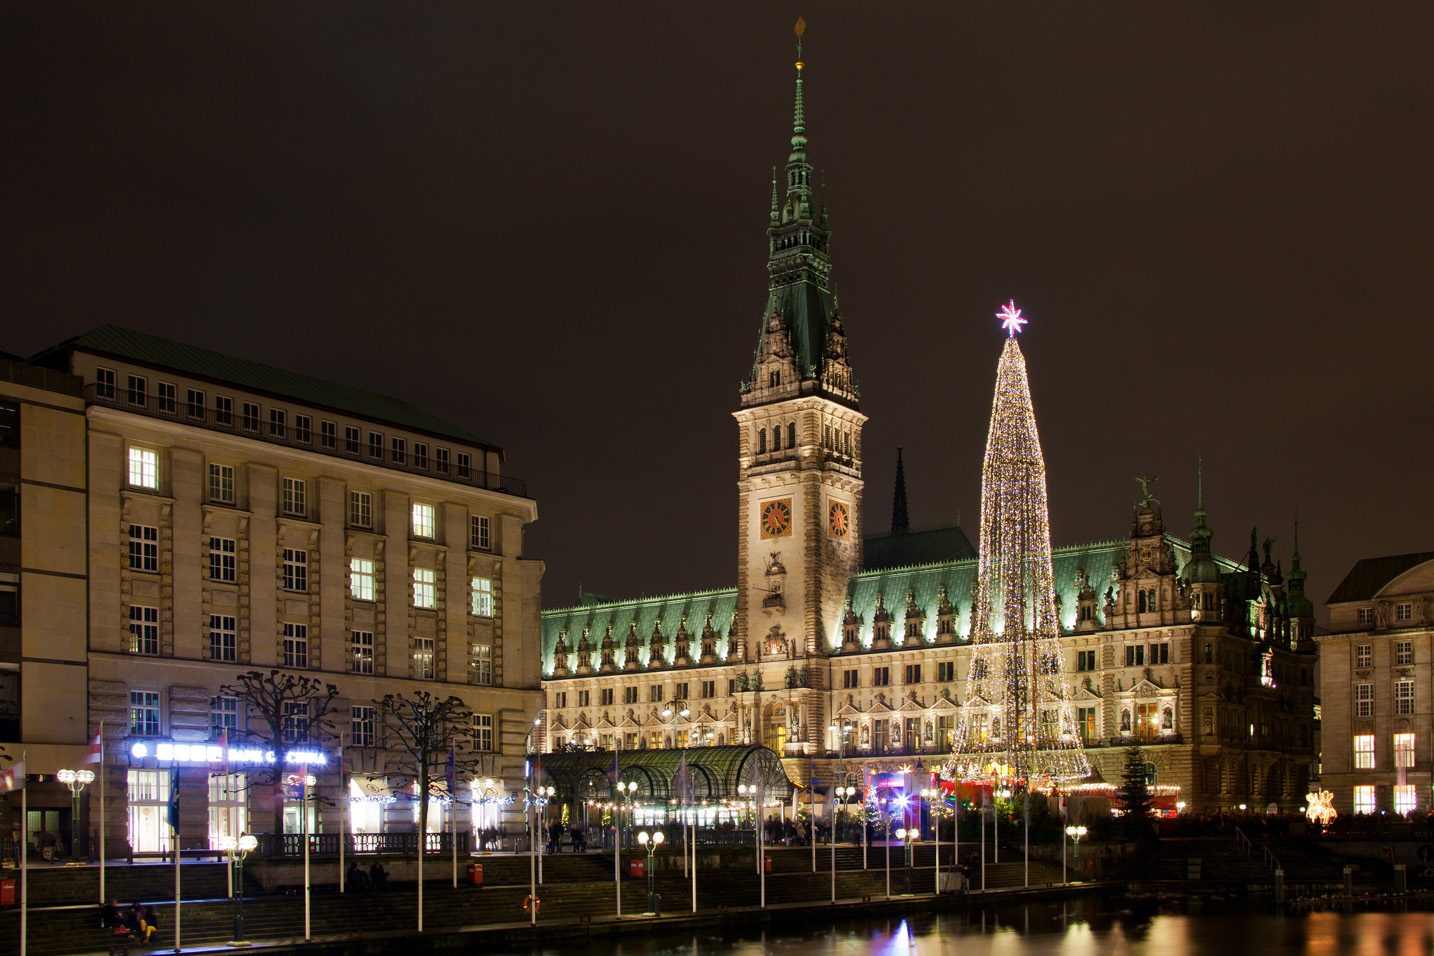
left=281, top=477, right=306, bottom=517
left=128, top=524, right=159, bottom=572
left=209, top=615, right=237, bottom=662
left=129, top=605, right=159, bottom=655
left=1395, top=784, right=1417, bottom=816
left=351, top=630, right=374, bottom=674
left=1353, top=785, right=1375, bottom=814
left=471, top=515, right=490, bottom=550
left=413, top=568, right=436, bottom=609
left=349, top=491, right=371, bottom=529
left=473, top=714, right=494, bottom=752
left=128, top=447, right=158, bottom=489
left=349, top=558, right=375, bottom=601
left=130, top=690, right=161, bottom=736
left=472, top=644, right=492, bottom=685
left=470, top=576, right=493, bottom=616
left=1354, top=682, right=1373, bottom=717
left=1354, top=734, right=1375, bottom=770
left=208, top=463, right=235, bottom=503
left=282, top=549, right=308, bottom=592
left=1395, top=679, right=1415, bottom=715
left=1395, top=733, right=1416, bottom=769
left=414, top=637, right=435, bottom=680
left=208, top=538, right=236, bottom=582
left=412, top=502, right=435, bottom=539
left=283, top=622, right=308, bottom=668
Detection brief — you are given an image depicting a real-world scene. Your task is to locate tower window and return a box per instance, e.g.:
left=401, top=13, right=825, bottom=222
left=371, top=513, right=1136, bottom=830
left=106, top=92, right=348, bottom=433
left=787, top=422, right=796, bottom=448
left=769, top=371, right=781, bottom=387
left=772, top=427, right=781, bottom=451
left=758, top=429, right=767, bottom=453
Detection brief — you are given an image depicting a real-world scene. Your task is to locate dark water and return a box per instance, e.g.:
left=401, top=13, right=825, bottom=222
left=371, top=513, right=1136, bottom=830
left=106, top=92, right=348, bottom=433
left=496, top=895, right=1434, bottom=956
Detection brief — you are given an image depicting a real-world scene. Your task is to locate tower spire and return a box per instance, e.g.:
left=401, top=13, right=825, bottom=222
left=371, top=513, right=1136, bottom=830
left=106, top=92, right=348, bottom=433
left=891, top=446, right=910, bottom=534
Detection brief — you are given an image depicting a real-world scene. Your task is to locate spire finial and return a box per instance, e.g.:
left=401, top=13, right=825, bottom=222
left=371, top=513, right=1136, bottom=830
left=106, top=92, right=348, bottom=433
left=770, top=167, right=779, bottom=221
left=892, top=445, right=910, bottom=534
left=1196, top=455, right=1204, bottom=512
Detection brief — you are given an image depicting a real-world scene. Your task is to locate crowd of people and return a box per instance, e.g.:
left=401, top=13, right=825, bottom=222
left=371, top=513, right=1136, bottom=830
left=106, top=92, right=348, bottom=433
left=343, top=860, right=390, bottom=890
left=100, top=900, right=160, bottom=942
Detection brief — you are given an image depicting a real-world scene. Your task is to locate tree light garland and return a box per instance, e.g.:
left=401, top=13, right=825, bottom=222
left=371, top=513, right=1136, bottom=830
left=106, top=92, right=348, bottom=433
left=941, top=304, right=1090, bottom=787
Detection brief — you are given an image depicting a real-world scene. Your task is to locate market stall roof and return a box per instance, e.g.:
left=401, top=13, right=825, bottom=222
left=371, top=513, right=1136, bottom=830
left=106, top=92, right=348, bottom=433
left=532, top=746, right=793, bottom=803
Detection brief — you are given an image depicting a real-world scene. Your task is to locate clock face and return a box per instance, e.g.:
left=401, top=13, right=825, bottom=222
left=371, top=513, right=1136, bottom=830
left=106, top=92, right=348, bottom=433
left=760, top=499, right=793, bottom=538
left=829, top=501, right=850, bottom=539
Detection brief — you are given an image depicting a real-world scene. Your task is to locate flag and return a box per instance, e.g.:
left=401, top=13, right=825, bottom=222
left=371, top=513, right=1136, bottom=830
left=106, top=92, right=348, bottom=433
left=0, top=759, right=23, bottom=792
left=85, top=730, right=103, bottom=764
left=167, top=768, right=180, bottom=831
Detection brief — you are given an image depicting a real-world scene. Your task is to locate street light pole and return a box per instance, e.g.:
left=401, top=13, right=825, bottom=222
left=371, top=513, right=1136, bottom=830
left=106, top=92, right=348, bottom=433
left=1064, top=825, right=1086, bottom=884
left=228, top=833, right=257, bottom=946
left=56, top=769, right=94, bottom=861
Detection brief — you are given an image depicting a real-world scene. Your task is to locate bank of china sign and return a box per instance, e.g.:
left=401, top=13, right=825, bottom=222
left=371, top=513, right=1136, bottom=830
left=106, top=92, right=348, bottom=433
left=130, top=740, right=329, bottom=766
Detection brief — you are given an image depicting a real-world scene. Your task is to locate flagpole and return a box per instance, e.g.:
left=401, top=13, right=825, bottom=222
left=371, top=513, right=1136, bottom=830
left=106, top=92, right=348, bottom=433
left=99, top=723, right=106, bottom=905
left=172, top=765, right=181, bottom=954
left=339, top=747, right=346, bottom=894
left=20, top=750, right=27, bottom=956
left=224, top=728, right=232, bottom=899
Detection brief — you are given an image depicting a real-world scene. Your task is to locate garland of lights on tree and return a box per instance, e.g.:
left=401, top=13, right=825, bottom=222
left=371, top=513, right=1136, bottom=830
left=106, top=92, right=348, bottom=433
left=941, top=302, right=1090, bottom=787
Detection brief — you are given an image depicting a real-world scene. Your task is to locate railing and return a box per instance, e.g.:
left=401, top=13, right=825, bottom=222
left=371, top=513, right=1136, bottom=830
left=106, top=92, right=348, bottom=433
left=86, top=384, right=530, bottom=499
left=1233, top=826, right=1281, bottom=873
left=252, top=832, right=468, bottom=857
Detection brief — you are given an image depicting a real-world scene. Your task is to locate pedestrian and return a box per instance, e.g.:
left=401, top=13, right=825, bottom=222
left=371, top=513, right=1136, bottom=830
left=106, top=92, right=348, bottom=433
left=369, top=861, right=389, bottom=890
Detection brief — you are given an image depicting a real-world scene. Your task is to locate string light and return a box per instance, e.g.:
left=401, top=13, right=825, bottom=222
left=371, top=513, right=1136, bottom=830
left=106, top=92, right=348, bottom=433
left=942, top=306, right=1090, bottom=787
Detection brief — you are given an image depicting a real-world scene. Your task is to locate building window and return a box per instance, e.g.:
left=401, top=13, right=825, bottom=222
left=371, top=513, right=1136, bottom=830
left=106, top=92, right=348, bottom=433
left=0, top=573, right=17, bottom=626
left=904, top=664, right=922, bottom=684
left=344, top=426, right=361, bottom=454
left=872, top=667, right=890, bottom=687
left=1076, top=650, right=1096, bottom=671
left=283, top=700, right=309, bottom=743
left=391, top=437, right=406, bottom=464
left=156, top=382, right=176, bottom=414
left=413, top=568, right=436, bottom=609
left=96, top=367, right=116, bottom=399
left=128, top=524, right=159, bottom=572
left=209, top=615, right=237, bottom=662
left=473, top=714, right=494, bottom=752
left=368, top=432, right=383, bottom=459
left=349, top=491, right=372, bottom=529
left=293, top=414, right=311, bottom=443
left=470, top=576, right=493, bottom=616
left=457, top=453, right=471, bottom=479
left=623, top=686, right=639, bottom=704
left=1395, top=732, right=1416, bottom=769
left=577, top=690, right=591, bottom=708
left=129, top=605, right=159, bottom=655
left=1354, top=734, right=1375, bottom=770
left=1149, top=642, right=1170, bottom=664
left=554, top=691, right=568, bottom=709
left=472, top=644, right=492, bottom=685
left=412, top=443, right=428, bottom=469
left=701, top=679, right=716, bottom=698
left=1353, top=785, right=1375, bottom=815
left=649, top=684, right=665, bottom=703
left=414, top=637, right=435, bottom=680
left=241, top=402, right=260, bottom=432
left=1396, top=641, right=1414, bottom=665
left=674, top=681, right=690, bottom=700
left=1395, top=784, right=1417, bottom=816
left=787, top=422, right=796, bottom=448
left=320, top=420, right=336, bottom=449
left=351, top=630, right=374, bottom=674
left=1396, top=602, right=1413, bottom=622
left=1395, top=679, right=1415, bottom=715
left=600, top=688, right=614, bottom=706
left=435, top=448, right=450, bottom=474
left=843, top=669, right=859, bottom=689
left=1077, top=707, right=1097, bottom=742
left=1354, top=682, right=1373, bottom=717
left=1125, top=645, right=1145, bottom=667
left=130, top=690, right=161, bottom=736
left=1356, top=644, right=1372, bottom=668
left=412, top=502, right=435, bottom=539
left=269, top=409, right=286, bottom=438
left=281, top=477, right=306, bottom=517
left=209, top=538, right=236, bottom=583
left=210, top=394, right=232, bottom=425
left=1358, top=606, right=1375, bottom=626
left=128, top=447, right=158, bottom=489
left=210, top=697, right=239, bottom=738
left=351, top=705, right=376, bottom=747
left=937, top=661, right=956, bottom=682
left=282, top=549, right=308, bottom=592
left=186, top=388, right=206, bottom=419
left=349, top=558, right=375, bottom=602
left=283, top=623, right=308, bottom=668
left=472, top=515, right=490, bottom=551
left=127, top=374, right=147, bottom=406
left=208, top=463, right=235, bottom=503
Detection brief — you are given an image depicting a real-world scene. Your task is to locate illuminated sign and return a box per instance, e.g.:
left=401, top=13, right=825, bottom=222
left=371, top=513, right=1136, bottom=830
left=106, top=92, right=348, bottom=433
left=129, top=740, right=329, bottom=766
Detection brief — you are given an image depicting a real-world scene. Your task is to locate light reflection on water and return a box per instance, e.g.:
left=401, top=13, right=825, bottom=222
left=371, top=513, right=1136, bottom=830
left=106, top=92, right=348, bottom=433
left=494, top=896, right=1434, bottom=956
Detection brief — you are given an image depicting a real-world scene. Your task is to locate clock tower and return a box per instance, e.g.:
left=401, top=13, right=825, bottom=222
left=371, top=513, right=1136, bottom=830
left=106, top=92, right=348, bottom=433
left=732, top=20, right=864, bottom=756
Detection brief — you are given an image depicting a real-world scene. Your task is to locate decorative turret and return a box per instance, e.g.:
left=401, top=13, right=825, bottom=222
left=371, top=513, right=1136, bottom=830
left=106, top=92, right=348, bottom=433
left=553, top=628, right=571, bottom=678
left=673, top=615, right=692, bottom=667
left=903, top=587, right=924, bottom=645
left=575, top=626, right=594, bottom=676
left=699, top=612, right=719, bottom=664
left=623, top=621, right=642, bottom=671
left=871, top=592, right=891, bottom=650
left=1285, top=518, right=1316, bottom=643
left=648, top=617, right=667, bottom=669
left=598, top=625, right=616, bottom=674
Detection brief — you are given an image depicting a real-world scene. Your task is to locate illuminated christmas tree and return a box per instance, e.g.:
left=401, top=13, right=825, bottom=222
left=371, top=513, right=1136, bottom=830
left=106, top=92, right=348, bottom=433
left=944, top=302, right=1089, bottom=785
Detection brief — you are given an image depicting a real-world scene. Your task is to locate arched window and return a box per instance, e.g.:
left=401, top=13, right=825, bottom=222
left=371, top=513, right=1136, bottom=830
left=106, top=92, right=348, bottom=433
left=1138, top=590, right=1147, bottom=613
left=758, top=429, right=767, bottom=453
left=823, top=425, right=832, bottom=449
left=772, top=427, right=781, bottom=451
left=1148, top=589, right=1158, bottom=611
left=787, top=422, right=796, bottom=448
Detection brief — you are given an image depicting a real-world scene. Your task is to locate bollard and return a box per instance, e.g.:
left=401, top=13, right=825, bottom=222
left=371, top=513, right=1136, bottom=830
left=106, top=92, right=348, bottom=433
left=1343, top=865, right=1353, bottom=898
left=1273, top=869, right=1284, bottom=905
left=1394, top=864, right=1406, bottom=894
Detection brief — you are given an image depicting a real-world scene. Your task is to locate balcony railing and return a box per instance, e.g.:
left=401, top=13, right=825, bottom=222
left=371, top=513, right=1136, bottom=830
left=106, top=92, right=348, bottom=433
left=88, top=385, right=530, bottom=498
left=252, top=831, right=468, bottom=857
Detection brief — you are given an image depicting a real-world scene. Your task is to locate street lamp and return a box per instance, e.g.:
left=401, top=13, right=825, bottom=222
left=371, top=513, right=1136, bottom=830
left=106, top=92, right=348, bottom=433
left=894, top=827, right=917, bottom=894
left=229, top=832, right=258, bottom=945
left=831, top=783, right=856, bottom=903
left=1064, top=825, right=1087, bottom=884
left=736, top=782, right=765, bottom=907
left=636, top=830, right=665, bottom=915
left=919, top=787, right=942, bottom=891
left=524, top=783, right=554, bottom=923
left=287, top=773, right=316, bottom=940
left=56, top=769, right=94, bottom=861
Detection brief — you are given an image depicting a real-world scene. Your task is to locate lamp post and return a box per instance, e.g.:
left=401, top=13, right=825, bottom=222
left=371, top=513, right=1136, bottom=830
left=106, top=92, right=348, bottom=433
left=524, top=783, right=554, bottom=923
left=919, top=787, right=941, bottom=892
left=55, top=769, right=94, bottom=861
left=637, top=830, right=665, bottom=915
left=736, top=782, right=765, bottom=907
left=1064, top=825, right=1087, bottom=884
left=287, top=773, right=316, bottom=940
left=894, top=827, right=916, bottom=894
left=831, top=783, right=855, bottom=903
left=229, top=832, right=258, bottom=946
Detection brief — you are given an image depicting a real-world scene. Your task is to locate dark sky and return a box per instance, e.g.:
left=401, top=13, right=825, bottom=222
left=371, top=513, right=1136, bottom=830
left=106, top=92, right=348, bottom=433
left=8, top=4, right=1434, bottom=621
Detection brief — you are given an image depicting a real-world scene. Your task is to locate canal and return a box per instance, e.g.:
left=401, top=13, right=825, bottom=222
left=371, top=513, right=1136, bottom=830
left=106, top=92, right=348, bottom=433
left=493, top=894, right=1434, bottom=956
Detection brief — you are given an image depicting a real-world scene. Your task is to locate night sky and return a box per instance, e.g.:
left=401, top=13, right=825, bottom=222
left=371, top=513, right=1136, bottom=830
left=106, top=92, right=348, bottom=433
left=9, top=4, right=1434, bottom=622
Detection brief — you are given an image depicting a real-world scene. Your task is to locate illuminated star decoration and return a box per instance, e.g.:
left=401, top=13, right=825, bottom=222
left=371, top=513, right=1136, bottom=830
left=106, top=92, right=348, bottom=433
left=996, top=299, right=1027, bottom=337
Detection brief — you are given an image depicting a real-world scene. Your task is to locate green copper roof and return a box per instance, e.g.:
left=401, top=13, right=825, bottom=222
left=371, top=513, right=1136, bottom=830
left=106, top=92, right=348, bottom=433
left=540, top=587, right=738, bottom=677
left=32, top=324, right=493, bottom=449
left=1327, top=552, right=1434, bottom=604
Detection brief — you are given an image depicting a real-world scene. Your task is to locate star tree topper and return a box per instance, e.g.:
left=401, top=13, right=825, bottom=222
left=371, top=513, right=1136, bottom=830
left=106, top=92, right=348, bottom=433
left=997, top=299, right=1027, bottom=337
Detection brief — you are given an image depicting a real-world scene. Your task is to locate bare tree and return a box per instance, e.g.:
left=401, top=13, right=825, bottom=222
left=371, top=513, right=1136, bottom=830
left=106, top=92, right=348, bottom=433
left=375, top=692, right=475, bottom=854
left=218, top=670, right=339, bottom=834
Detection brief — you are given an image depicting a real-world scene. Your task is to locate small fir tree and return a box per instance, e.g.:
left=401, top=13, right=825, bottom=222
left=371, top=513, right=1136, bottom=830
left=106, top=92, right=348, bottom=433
left=1119, top=744, right=1156, bottom=839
